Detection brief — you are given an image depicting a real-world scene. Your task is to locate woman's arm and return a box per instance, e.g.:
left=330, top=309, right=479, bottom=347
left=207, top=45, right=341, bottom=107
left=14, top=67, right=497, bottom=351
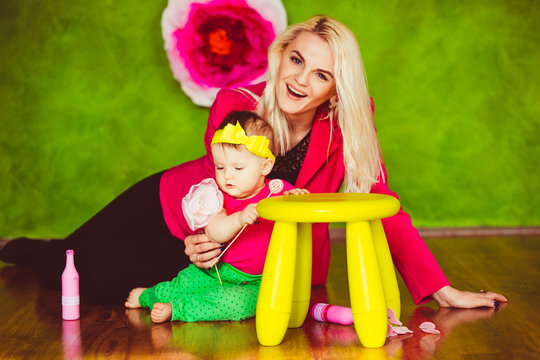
left=373, top=166, right=508, bottom=308
left=371, top=165, right=451, bottom=304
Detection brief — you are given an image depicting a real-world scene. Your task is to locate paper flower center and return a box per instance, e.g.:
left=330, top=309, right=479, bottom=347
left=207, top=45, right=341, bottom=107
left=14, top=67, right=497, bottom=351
left=208, top=28, right=232, bottom=55
left=173, top=1, right=274, bottom=88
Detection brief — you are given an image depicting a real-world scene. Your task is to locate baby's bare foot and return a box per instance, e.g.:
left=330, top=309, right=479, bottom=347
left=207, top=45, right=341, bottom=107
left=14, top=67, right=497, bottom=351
left=151, top=303, right=173, bottom=323
left=125, top=287, right=147, bottom=308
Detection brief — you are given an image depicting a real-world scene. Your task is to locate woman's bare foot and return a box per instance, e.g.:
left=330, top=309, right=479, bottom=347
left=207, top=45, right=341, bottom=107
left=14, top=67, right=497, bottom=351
left=125, top=287, right=147, bottom=308
left=151, top=303, right=173, bottom=323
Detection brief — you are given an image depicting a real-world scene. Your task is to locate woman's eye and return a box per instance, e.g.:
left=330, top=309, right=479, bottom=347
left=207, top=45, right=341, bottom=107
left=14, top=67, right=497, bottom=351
left=316, top=72, right=328, bottom=81
left=291, top=56, right=301, bottom=65
left=234, top=167, right=244, bottom=171
left=216, top=166, right=224, bottom=171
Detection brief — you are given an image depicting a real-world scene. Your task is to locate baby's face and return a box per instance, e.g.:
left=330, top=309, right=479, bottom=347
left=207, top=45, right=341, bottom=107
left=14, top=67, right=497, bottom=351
left=211, top=144, right=269, bottom=200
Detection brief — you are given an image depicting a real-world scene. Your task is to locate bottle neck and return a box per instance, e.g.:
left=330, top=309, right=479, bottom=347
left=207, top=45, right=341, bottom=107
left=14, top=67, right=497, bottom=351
left=65, top=250, right=76, bottom=268
left=66, top=254, right=74, bottom=267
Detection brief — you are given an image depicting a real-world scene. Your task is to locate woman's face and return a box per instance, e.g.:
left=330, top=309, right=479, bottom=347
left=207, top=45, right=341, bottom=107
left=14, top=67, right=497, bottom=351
left=276, top=31, right=336, bottom=123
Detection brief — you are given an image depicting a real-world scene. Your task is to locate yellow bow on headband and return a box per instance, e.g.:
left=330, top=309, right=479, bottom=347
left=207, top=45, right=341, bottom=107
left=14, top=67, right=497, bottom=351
left=211, top=122, right=275, bottom=161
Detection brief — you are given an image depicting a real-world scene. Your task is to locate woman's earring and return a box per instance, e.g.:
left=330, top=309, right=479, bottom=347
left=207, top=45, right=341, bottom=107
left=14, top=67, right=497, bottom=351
left=329, top=97, right=338, bottom=109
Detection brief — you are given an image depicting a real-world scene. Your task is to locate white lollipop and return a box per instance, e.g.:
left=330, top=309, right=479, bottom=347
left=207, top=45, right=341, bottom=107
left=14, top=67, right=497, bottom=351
left=268, top=179, right=284, bottom=195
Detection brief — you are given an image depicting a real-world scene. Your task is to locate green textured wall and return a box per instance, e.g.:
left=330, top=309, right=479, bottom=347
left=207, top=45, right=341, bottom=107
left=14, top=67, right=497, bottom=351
left=1, top=0, right=538, bottom=238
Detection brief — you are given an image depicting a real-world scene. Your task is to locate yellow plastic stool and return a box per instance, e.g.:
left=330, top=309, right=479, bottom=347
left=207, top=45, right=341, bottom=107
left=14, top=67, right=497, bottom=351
left=255, top=193, right=401, bottom=348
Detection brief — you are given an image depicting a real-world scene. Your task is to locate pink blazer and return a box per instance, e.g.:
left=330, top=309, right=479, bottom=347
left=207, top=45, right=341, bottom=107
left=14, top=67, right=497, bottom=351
left=160, top=82, right=449, bottom=304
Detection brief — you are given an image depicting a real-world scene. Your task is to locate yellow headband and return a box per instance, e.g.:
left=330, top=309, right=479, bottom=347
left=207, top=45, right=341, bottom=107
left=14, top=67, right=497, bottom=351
left=211, top=122, right=275, bottom=161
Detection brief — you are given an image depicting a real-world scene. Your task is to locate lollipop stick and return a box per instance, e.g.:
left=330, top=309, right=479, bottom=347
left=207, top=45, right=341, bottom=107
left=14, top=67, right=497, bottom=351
left=215, top=264, right=223, bottom=286
left=213, top=224, right=247, bottom=285
left=213, top=224, right=247, bottom=266
left=212, top=181, right=284, bottom=283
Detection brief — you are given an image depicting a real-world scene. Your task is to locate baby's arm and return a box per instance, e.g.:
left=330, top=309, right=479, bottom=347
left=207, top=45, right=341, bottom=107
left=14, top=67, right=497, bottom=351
left=205, top=204, right=258, bottom=244
left=283, top=188, right=310, bottom=195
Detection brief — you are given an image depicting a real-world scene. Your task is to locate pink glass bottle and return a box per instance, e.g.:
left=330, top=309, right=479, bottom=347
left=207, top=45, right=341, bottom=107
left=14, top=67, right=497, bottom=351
left=312, top=303, right=353, bottom=325
left=62, top=250, right=80, bottom=320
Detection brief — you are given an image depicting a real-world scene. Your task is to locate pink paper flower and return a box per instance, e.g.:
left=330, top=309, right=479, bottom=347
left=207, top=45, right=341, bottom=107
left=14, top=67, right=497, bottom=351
left=162, top=0, right=287, bottom=106
left=182, top=178, right=224, bottom=231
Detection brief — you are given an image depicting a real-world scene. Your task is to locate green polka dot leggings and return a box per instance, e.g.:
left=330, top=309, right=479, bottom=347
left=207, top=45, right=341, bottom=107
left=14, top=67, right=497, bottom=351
left=139, top=263, right=262, bottom=322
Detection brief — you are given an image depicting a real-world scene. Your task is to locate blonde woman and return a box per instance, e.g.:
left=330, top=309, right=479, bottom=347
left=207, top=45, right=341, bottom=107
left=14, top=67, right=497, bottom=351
left=182, top=15, right=507, bottom=308
left=2, top=16, right=506, bottom=308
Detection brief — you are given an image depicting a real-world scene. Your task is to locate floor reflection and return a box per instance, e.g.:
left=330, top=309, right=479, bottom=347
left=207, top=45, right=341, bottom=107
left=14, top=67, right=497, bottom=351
left=1, top=236, right=530, bottom=359
left=393, top=304, right=506, bottom=360
left=123, top=302, right=506, bottom=360
left=62, top=320, right=83, bottom=360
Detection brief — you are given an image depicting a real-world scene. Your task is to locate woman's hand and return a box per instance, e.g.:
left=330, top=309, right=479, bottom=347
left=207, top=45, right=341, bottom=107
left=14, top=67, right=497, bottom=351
left=184, top=233, right=223, bottom=269
left=284, top=188, right=310, bottom=195
left=432, top=285, right=508, bottom=308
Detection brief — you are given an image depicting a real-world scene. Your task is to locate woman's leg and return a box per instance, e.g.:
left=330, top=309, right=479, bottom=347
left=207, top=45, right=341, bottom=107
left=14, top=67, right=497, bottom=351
left=2, top=171, right=191, bottom=304
left=67, top=171, right=192, bottom=303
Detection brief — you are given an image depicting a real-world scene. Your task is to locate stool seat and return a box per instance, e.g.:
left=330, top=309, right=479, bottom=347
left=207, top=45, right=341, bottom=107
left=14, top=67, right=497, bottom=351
left=257, top=193, right=400, bottom=223
left=255, top=193, right=401, bottom=348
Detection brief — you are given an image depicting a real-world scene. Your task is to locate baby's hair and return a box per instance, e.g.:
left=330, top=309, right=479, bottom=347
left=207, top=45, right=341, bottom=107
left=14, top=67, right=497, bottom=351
left=215, top=111, right=275, bottom=155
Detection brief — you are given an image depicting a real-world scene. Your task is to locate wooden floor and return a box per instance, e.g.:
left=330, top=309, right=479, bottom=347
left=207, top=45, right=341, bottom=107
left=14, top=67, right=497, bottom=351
left=1, top=234, right=539, bottom=359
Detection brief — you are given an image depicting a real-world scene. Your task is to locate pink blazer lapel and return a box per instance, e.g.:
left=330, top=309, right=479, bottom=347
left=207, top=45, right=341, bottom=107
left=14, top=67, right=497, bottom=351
left=295, top=111, right=341, bottom=189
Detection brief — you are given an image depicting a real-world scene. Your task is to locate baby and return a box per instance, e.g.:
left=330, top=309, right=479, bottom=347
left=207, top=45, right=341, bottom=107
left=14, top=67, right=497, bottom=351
left=125, top=111, right=307, bottom=323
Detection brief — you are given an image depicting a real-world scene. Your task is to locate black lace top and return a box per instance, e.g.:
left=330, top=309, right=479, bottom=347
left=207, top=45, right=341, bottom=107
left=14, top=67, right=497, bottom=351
left=268, top=130, right=312, bottom=186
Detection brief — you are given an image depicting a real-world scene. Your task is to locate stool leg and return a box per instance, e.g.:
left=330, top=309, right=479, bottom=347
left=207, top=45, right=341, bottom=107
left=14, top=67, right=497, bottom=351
left=256, top=221, right=297, bottom=346
left=371, top=220, right=401, bottom=320
left=346, top=221, right=387, bottom=348
left=288, top=222, right=312, bottom=328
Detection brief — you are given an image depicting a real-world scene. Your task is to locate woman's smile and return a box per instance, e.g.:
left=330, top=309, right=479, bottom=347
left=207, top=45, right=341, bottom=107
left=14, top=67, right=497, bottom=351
left=286, top=84, right=307, bottom=98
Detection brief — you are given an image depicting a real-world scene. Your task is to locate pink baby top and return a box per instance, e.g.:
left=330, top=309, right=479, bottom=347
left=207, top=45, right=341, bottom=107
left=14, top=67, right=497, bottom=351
left=220, top=179, right=294, bottom=275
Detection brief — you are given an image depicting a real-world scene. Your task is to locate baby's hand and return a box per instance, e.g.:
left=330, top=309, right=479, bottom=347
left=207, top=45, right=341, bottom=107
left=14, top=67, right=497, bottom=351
left=284, top=188, right=310, bottom=195
left=238, top=203, right=258, bottom=226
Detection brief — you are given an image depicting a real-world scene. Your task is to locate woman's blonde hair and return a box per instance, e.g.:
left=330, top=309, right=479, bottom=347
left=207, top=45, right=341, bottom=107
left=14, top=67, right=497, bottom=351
left=244, top=15, right=382, bottom=193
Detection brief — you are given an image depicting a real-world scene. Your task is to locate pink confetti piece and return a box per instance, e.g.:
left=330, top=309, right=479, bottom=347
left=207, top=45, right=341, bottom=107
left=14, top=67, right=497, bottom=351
left=387, top=324, right=413, bottom=337
left=392, top=326, right=414, bottom=335
left=419, top=321, right=440, bottom=334
left=387, top=307, right=402, bottom=326
left=387, top=324, right=398, bottom=337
